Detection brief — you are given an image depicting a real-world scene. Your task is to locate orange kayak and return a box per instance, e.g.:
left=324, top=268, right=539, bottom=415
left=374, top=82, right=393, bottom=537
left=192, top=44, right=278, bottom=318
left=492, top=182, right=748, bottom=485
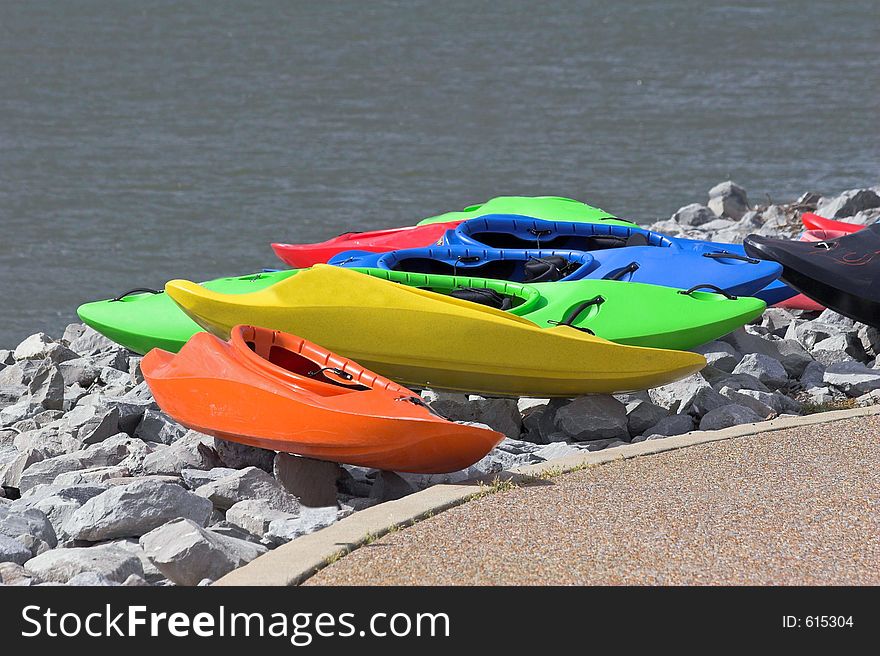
left=141, top=325, right=504, bottom=473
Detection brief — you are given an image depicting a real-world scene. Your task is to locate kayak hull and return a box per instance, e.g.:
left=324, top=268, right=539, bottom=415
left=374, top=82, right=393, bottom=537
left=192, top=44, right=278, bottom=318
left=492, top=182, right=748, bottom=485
left=271, top=221, right=462, bottom=268
left=744, top=226, right=880, bottom=327
left=351, top=268, right=766, bottom=351
left=165, top=265, right=706, bottom=397
left=76, top=270, right=299, bottom=355
left=801, top=212, right=864, bottom=234
left=445, top=214, right=794, bottom=304
left=143, top=326, right=503, bottom=473
left=416, top=195, right=629, bottom=226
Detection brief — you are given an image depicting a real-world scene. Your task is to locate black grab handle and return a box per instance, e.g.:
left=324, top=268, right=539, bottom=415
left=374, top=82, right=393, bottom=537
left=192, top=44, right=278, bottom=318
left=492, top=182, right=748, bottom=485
left=308, top=367, right=355, bottom=381
left=702, top=251, right=760, bottom=264
left=110, top=288, right=161, bottom=301
left=603, top=261, right=640, bottom=281
left=677, top=284, right=738, bottom=300
left=527, top=227, right=553, bottom=237
left=455, top=255, right=481, bottom=263
left=546, top=295, right=604, bottom=334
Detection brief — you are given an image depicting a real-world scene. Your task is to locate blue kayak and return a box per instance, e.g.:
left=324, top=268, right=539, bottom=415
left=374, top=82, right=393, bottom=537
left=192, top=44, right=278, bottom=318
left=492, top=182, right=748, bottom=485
left=329, top=245, right=783, bottom=298
left=329, top=248, right=596, bottom=283
left=442, top=214, right=795, bottom=304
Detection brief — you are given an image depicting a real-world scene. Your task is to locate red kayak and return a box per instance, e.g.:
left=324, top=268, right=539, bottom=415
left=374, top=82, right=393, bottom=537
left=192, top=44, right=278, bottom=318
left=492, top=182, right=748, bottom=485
left=801, top=212, right=863, bottom=234
left=272, top=221, right=462, bottom=268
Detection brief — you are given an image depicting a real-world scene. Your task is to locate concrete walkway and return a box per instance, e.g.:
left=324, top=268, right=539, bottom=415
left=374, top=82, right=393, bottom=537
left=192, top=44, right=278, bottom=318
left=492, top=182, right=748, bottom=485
left=307, top=415, right=880, bottom=585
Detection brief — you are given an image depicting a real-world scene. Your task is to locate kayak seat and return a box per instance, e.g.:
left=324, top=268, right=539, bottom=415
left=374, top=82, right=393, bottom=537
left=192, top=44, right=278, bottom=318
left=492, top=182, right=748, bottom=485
left=449, top=287, right=513, bottom=311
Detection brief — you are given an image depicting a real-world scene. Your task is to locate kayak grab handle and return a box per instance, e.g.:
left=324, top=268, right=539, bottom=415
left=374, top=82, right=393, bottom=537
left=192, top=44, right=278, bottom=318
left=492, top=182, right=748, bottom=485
left=702, top=251, right=760, bottom=264
left=547, top=295, right=604, bottom=334
left=603, top=261, right=640, bottom=281
left=527, top=228, right=552, bottom=237
left=110, top=288, right=161, bottom=301
left=308, top=367, right=355, bottom=382
left=677, top=284, right=738, bottom=300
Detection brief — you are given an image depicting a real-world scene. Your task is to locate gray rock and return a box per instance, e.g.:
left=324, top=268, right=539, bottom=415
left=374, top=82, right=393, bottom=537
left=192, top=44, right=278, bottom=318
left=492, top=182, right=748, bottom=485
left=66, top=572, right=119, bottom=586
left=0, top=534, right=32, bottom=565
left=0, top=350, right=14, bottom=366
left=273, top=453, right=340, bottom=507
left=13, top=333, right=78, bottom=364
left=731, top=353, right=788, bottom=390
left=712, top=372, right=771, bottom=393
left=533, top=442, right=582, bottom=461
left=24, top=543, right=144, bottom=584
left=17, top=433, right=144, bottom=491
left=815, top=189, right=880, bottom=219
left=225, top=499, right=298, bottom=538
left=760, top=308, right=797, bottom=335
left=428, top=395, right=522, bottom=440
left=857, top=324, right=880, bottom=358
left=139, top=517, right=267, bottom=586
left=68, top=327, right=120, bottom=357
left=264, top=506, right=339, bottom=546
left=517, top=397, right=550, bottom=413
left=128, top=357, right=144, bottom=386
left=549, top=395, right=628, bottom=441
left=822, top=361, right=880, bottom=397
left=639, top=413, right=695, bottom=439
left=672, top=203, right=716, bottom=227
left=708, top=181, right=749, bottom=220
left=0, top=399, right=40, bottom=427
left=52, top=466, right=132, bottom=487
left=771, top=338, right=814, bottom=378
left=625, top=399, right=669, bottom=437
left=734, top=389, right=802, bottom=415
left=800, top=360, right=827, bottom=390
left=368, top=471, right=415, bottom=501
left=213, top=438, right=275, bottom=472
left=784, top=321, right=835, bottom=350
left=686, top=385, right=731, bottom=418
left=811, top=333, right=866, bottom=366
left=62, top=479, right=213, bottom=541
left=0, top=448, right=46, bottom=488
left=180, top=467, right=239, bottom=490
left=698, top=404, right=764, bottom=431
left=28, top=365, right=65, bottom=411
left=61, top=323, right=87, bottom=345
left=0, top=561, right=40, bottom=585
left=648, top=373, right=709, bottom=412
left=141, top=430, right=223, bottom=475
left=719, top=387, right=774, bottom=419
left=64, top=401, right=121, bottom=445
left=58, top=358, right=101, bottom=388
left=0, top=362, right=34, bottom=403
left=195, top=466, right=301, bottom=512
left=135, top=409, right=186, bottom=444
left=692, top=341, right=741, bottom=372
left=0, top=504, right=57, bottom=553
left=207, top=521, right=264, bottom=544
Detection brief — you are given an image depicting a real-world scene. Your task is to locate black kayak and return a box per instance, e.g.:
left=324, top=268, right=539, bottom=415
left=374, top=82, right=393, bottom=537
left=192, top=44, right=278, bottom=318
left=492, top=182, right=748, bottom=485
left=743, top=225, right=880, bottom=327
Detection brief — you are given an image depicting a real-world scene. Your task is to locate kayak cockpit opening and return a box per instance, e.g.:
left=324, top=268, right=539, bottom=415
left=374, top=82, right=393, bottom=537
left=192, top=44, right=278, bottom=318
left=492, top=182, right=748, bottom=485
left=466, top=230, right=652, bottom=251
left=244, top=340, right=370, bottom=391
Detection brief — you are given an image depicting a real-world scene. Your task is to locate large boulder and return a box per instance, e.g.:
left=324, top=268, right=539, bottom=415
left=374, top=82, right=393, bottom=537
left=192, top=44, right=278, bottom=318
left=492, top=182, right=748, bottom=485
left=140, top=430, right=223, bottom=475
left=823, top=361, right=880, bottom=397
left=264, top=507, right=340, bottom=546
left=135, top=409, right=186, bottom=445
left=810, top=333, right=866, bottom=366
left=139, top=518, right=267, bottom=586
left=698, top=404, right=763, bottom=431
left=692, top=341, right=741, bottom=373
left=62, top=479, right=213, bottom=541
left=426, top=394, right=522, bottom=440
left=13, top=333, right=78, bottom=364
left=24, top=543, right=144, bottom=584
left=707, top=181, right=749, bottom=220
left=194, top=466, right=301, bottom=513
left=0, top=503, right=57, bottom=557
left=672, top=203, right=715, bottom=227
left=624, top=399, right=669, bottom=437
left=648, top=373, right=709, bottom=412
left=547, top=395, right=628, bottom=441
left=636, top=413, right=695, bottom=440
left=731, top=353, right=788, bottom=390
left=213, top=438, right=275, bottom=472
left=224, top=499, right=298, bottom=538
left=0, top=534, right=32, bottom=565
left=273, top=453, right=340, bottom=507
left=815, top=189, right=880, bottom=219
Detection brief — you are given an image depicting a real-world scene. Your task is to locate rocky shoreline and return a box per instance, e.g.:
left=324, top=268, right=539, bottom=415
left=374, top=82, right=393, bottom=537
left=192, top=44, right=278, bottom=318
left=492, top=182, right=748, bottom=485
left=3, top=182, right=880, bottom=586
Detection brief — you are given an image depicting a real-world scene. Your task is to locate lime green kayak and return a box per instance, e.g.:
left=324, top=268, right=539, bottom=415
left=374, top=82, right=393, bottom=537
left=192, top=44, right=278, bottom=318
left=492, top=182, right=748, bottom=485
left=76, top=270, right=300, bottom=355
left=352, top=268, right=766, bottom=350
left=416, top=196, right=632, bottom=227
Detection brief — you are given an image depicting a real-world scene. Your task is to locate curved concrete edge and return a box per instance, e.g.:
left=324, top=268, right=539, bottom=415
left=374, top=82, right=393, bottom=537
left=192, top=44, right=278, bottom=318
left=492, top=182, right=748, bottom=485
left=215, top=404, right=880, bottom=586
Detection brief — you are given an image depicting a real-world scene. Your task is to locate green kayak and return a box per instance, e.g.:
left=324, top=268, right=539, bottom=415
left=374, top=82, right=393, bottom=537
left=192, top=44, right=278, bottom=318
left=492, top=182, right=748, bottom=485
left=416, top=195, right=632, bottom=226
left=76, top=270, right=300, bottom=355
left=352, top=268, right=766, bottom=350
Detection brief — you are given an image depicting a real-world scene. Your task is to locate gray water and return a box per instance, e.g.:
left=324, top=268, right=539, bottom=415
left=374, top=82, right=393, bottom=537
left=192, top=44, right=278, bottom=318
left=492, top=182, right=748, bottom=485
left=1, top=1, right=878, bottom=348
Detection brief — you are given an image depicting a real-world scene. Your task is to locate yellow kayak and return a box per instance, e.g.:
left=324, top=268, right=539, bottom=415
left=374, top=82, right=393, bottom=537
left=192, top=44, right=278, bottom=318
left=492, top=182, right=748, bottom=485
left=165, top=265, right=705, bottom=397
